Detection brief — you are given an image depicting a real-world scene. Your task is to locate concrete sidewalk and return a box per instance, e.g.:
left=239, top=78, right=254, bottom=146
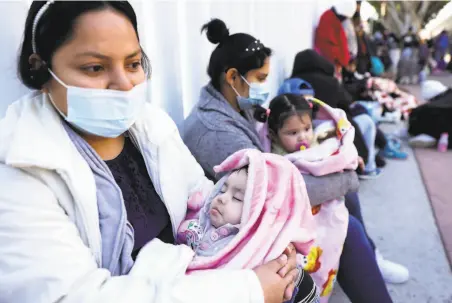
left=330, top=78, right=452, bottom=303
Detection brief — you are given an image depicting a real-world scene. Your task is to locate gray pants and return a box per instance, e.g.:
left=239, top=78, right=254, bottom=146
left=398, top=47, right=419, bottom=78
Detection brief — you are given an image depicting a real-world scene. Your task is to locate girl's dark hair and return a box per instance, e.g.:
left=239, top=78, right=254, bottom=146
left=18, top=1, right=151, bottom=90
left=267, top=93, right=315, bottom=133
left=201, top=18, right=272, bottom=91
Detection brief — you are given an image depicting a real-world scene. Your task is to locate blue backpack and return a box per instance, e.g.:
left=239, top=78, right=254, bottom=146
left=371, top=56, right=384, bottom=76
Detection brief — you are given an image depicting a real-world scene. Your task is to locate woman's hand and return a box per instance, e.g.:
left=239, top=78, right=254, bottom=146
left=278, top=243, right=297, bottom=276
left=279, top=243, right=298, bottom=300
left=253, top=254, right=298, bottom=303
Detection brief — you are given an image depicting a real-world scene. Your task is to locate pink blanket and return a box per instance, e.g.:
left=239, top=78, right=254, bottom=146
left=182, top=149, right=316, bottom=273
left=285, top=99, right=359, bottom=176
left=257, top=98, right=357, bottom=302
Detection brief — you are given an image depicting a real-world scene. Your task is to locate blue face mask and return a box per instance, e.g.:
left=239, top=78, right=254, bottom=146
left=232, top=75, right=269, bottom=110
left=48, top=69, right=147, bottom=138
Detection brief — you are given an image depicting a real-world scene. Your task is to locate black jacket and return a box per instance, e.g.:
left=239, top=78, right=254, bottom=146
left=291, top=50, right=367, bottom=116
left=409, top=89, right=452, bottom=149
left=402, top=33, right=419, bottom=48
left=342, top=69, right=370, bottom=101
left=290, top=49, right=370, bottom=162
left=291, top=50, right=353, bottom=112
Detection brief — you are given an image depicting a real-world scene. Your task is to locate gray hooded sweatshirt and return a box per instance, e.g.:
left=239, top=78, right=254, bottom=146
left=183, top=83, right=358, bottom=205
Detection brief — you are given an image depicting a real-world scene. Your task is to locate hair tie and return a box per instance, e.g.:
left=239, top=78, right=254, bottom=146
left=253, top=105, right=270, bottom=123
left=32, top=0, right=55, bottom=54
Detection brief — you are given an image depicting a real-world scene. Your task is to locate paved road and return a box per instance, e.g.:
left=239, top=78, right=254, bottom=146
left=330, top=77, right=452, bottom=303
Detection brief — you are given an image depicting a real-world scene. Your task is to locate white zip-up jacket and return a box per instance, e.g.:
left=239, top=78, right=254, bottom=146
left=0, top=92, right=264, bottom=303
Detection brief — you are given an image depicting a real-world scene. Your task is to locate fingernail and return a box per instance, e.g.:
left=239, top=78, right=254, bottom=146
left=280, top=254, right=288, bottom=262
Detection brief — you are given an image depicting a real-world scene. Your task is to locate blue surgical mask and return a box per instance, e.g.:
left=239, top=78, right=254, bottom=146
left=231, top=75, right=269, bottom=110
left=47, top=69, right=147, bottom=138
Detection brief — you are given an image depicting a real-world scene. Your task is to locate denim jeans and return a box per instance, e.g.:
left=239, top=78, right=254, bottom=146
left=353, top=114, right=377, bottom=172
left=338, top=192, right=392, bottom=303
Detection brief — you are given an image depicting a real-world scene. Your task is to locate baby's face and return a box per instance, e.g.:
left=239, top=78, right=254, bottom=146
left=210, top=169, right=247, bottom=228
left=277, top=113, right=314, bottom=153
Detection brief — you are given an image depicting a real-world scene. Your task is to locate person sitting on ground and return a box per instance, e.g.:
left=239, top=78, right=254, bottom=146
left=262, top=94, right=358, bottom=301
left=275, top=76, right=410, bottom=288
left=184, top=18, right=409, bottom=303
left=290, top=49, right=386, bottom=178
left=0, top=2, right=300, bottom=303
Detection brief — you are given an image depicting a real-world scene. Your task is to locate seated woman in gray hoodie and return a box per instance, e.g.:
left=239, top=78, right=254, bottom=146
left=183, top=18, right=400, bottom=303
left=184, top=19, right=357, bottom=204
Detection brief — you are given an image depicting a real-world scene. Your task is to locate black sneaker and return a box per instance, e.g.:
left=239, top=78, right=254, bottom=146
left=376, top=152, right=386, bottom=168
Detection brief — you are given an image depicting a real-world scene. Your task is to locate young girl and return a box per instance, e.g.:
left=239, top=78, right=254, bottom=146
left=177, top=149, right=320, bottom=303
left=268, top=94, right=340, bottom=162
left=260, top=93, right=359, bottom=302
left=268, top=94, right=315, bottom=155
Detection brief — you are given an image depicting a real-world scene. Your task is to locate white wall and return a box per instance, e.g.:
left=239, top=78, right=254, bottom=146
left=0, top=1, right=31, bottom=118
left=0, top=0, right=334, bottom=126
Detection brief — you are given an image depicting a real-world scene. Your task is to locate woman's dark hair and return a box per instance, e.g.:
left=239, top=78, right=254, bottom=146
left=18, top=1, right=151, bottom=90
left=201, top=18, right=272, bottom=91
left=267, top=93, right=315, bottom=134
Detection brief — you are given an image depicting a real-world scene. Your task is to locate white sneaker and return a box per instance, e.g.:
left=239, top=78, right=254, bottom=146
left=409, top=134, right=437, bottom=148
left=375, top=250, right=410, bottom=284
left=399, top=76, right=409, bottom=85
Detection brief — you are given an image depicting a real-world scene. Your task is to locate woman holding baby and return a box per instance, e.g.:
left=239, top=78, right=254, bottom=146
left=0, top=2, right=301, bottom=303
left=183, top=18, right=400, bottom=303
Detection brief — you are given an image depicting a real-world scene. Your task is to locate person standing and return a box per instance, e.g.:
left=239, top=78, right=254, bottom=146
left=399, top=26, right=420, bottom=84
left=314, top=0, right=357, bottom=82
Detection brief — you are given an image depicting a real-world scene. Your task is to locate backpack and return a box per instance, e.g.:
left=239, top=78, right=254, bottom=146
left=370, top=56, right=385, bottom=76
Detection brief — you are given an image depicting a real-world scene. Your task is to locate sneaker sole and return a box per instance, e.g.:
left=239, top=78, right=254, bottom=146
left=359, top=173, right=383, bottom=180
left=384, top=153, right=408, bottom=160
left=409, top=141, right=436, bottom=148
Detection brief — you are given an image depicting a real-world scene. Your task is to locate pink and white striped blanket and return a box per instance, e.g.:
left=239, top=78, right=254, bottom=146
left=257, top=98, right=358, bottom=302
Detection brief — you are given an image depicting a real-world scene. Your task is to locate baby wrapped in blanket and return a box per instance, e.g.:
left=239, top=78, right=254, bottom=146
left=257, top=93, right=358, bottom=302
left=177, top=149, right=320, bottom=303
